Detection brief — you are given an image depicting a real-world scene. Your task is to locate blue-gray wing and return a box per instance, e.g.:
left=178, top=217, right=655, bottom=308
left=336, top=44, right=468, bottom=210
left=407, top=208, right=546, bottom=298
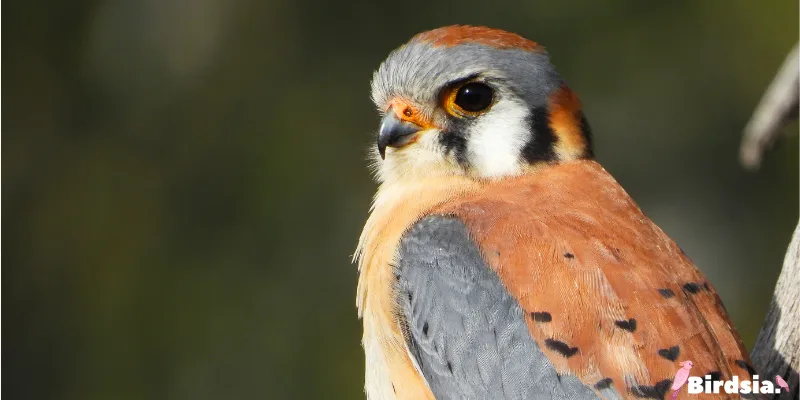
left=395, top=215, right=615, bottom=400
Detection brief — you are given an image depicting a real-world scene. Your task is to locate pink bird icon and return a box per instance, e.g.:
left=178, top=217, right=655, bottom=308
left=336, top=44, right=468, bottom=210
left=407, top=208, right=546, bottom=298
left=669, top=360, right=694, bottom=400
left=775, top=375, right=790, bottom=393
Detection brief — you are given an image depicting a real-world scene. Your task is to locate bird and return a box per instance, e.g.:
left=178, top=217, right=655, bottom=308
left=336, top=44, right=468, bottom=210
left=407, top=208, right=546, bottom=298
left=775, top=375, right=790, bottom=393
left=354, top=25, right=755, bottom=400
left=669, top=360, right=693, bottom=400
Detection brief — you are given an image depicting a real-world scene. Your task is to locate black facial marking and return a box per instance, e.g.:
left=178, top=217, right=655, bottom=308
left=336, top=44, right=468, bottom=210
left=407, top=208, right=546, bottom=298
left=703, top=281, right=711, bottom=291
left=438, top=129, right=469, bottom=167
left=615, top=318, right=637, bottom=332
left=408, top=292, right=413, bottom=302
left=392, top=383, right=396, bottom=394
left=683, top=282, right=701, bottom=294
left=446, top=361, right=453, bottom=373
left=564, top=252, right=574, bottom=259
left=531, top=312, right=552, bottom=322
left=422, top=321, right=429, bottom=336
left=630, top=379, right=672, bottom=399
left=521, top=106, right=556, bottom=163
left=594, top=378, right=614, bottom=390
left=657, top=346, right=680, bottom=361
left=704, top=371, right=722, bottom=382
left=658, top=288, right=675, bottom=298
left=735, top=360, right=758, bottom=376
left=544, top=339, right=578, bottom=358
left=578, top=113, right=594, bottom=158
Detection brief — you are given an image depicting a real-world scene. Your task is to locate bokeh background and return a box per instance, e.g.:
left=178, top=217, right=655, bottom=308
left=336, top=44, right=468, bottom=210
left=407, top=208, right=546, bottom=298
left=4, top=1, right=799, bottom=399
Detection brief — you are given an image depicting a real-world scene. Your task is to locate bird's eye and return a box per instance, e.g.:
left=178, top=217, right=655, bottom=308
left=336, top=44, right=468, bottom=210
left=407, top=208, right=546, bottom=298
left=453, top=82, right=494, bottom=115
left=445, top=81, right=494, bottom=116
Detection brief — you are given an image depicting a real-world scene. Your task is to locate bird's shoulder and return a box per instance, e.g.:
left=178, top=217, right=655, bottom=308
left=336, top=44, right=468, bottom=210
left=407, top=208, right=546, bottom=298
left=396, top=160, right=754, bottom=398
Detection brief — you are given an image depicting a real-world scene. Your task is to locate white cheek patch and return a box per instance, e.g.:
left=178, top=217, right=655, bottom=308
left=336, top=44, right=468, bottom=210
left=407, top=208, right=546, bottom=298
left=377, top=129, right=461, bottom=182
left=467, top=99, right=530, bottom=178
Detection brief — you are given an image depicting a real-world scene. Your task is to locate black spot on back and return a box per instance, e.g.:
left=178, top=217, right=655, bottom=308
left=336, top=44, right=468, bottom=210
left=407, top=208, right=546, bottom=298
left=657, top=345, right=680, bottom=361
left=531, top=312, right=552, bottom=322
left=683, top=282, right=701, bottom=294
left=614, top=318, right=637, bottom=332
left=563, top=252, right=574, bottom=259
left=630, top=379, right=672, bottom=399
left=544, top=339, right=578, bottom=358
left=704, top=371, right=722, bottom=382
left=658, top=288, right=675, bottom=298
left=521, top=106, right=556, bottom=163
left=594, top=378, right=613, bottom=390
left=422, top=321, right=429, bottom=336
left=735, top=360, right=758, bottom=376
left=446, top=361, right=452, bottom=373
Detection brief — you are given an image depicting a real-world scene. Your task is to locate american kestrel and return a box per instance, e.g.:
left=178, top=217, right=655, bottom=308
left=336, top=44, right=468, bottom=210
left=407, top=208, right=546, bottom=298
left=354, top=25, right=755, bottom=399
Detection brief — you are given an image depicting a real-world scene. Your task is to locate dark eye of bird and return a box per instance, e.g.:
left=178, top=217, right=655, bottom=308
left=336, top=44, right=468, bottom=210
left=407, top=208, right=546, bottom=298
left=454, top=82, right=494, bottom=113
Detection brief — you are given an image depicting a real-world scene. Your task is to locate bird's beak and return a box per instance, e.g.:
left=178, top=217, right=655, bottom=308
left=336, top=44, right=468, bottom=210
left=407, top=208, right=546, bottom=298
left=377, top=109, right=423, bottom=160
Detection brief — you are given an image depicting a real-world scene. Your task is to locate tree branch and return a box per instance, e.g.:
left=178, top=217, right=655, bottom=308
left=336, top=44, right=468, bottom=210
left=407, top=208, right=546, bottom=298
left=740, top=43, right=799, bottom=170
left=743, top=43, right=799, bottom=399
left=750, top=222, right=800, bottom=399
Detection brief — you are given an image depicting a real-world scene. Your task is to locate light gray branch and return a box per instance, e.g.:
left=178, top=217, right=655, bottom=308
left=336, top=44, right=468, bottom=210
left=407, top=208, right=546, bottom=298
left=740, top=43, right=799, bottom=170
left=750, top=222, right=800, bottom=399
left=742, top=43, right=799, bottom=399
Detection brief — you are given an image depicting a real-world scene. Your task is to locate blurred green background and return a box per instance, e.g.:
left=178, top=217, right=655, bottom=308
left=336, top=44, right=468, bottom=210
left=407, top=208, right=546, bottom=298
left=4, top=1, right=798, bottom=399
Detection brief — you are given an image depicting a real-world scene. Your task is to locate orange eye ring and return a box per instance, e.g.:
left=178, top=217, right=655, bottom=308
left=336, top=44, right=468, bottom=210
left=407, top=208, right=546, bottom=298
left=442, top=80, right=495, bottom=117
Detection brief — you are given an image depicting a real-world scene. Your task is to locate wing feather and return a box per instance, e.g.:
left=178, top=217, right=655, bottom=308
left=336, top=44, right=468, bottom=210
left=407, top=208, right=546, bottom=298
left=429, top=160, right=753, bottom=399
left=395, top=215, right=604, bottom=400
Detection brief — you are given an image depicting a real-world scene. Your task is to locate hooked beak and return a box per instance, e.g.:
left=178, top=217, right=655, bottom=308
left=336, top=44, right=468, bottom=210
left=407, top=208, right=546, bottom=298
left=377, top=111, right=422, bottom=159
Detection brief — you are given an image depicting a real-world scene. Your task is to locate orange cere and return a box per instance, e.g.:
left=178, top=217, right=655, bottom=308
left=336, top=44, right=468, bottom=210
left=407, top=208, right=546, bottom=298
left=387, top=98, right=437, bottom=130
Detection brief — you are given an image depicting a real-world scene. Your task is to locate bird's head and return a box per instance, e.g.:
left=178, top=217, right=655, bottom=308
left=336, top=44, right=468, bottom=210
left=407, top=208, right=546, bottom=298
left=679, top=360, right=694, bottom=369
left=370, top=25, right=593, bottom=183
